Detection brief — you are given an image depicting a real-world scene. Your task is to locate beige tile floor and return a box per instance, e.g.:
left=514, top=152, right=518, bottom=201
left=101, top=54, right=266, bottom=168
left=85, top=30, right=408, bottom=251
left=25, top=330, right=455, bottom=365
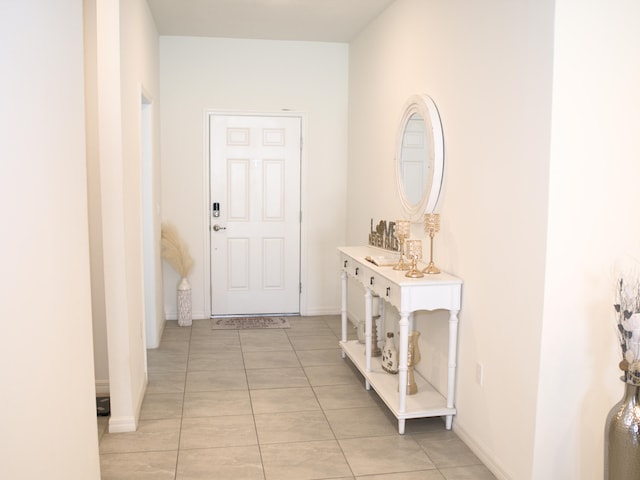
left=98, top=315, right=497, bottom=480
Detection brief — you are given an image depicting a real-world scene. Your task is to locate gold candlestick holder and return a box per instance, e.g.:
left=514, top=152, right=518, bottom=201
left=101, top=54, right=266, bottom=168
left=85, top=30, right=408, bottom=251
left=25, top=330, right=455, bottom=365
left=406, top=331, right=422, bottom=394
left=398, top=331, right=422, bottom=395
left=423, top=213, right=441, bottom=274
left=405, top=239, right=424, bottom=278
left=393, top=220, right=411, bottom=271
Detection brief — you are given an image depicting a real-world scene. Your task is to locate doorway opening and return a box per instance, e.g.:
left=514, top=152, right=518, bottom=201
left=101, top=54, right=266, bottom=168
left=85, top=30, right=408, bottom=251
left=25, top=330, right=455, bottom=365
left=141, top=92, right=160, bottom=351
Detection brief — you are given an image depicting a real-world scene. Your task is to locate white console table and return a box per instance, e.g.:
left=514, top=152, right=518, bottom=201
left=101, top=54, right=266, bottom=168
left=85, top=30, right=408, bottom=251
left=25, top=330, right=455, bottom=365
left=338, top=245, right=462, bottom=434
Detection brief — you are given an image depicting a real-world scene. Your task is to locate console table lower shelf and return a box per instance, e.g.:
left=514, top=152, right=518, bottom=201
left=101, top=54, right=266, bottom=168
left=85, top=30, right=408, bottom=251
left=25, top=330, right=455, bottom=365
left=340, top=339, right=456, bottom=434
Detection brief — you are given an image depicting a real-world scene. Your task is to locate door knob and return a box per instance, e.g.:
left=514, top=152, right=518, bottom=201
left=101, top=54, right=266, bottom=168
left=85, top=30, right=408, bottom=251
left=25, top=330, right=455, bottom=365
left=212, top=224, right=227, bottom=231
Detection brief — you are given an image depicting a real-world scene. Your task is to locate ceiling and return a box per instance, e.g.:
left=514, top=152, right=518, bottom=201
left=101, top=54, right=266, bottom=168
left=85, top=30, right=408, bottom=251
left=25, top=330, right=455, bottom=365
left=146, top=0, right=396, bottom=43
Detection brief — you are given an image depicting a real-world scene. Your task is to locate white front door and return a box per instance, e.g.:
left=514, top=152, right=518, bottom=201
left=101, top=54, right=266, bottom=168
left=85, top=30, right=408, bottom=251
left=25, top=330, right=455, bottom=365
left=209, top=114, right=301, bottom=316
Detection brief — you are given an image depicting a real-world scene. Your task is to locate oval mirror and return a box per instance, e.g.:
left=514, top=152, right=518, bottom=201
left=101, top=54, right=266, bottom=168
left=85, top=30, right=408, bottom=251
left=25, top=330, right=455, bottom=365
left=394, top=94, right=444, bottom=221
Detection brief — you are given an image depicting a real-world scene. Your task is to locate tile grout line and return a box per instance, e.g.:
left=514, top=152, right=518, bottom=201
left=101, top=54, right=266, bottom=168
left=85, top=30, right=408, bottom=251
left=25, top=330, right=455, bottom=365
left=173, top=323, right=193, bottom=480
left=239, top=327, right=269, bottom=480
left=288, top=317, right=358, bottom=480
left=100, top=317, right=495, bottom=480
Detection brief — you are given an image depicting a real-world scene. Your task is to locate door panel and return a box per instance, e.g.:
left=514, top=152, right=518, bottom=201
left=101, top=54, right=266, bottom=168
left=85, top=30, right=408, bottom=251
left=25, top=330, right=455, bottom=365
left=228, top=159, right=249, bottom=220
left=210, top=114, right=301, bottom=316
left=263, top=237, right=284, bottom=289
left=228, top=238, right=249, bottom=290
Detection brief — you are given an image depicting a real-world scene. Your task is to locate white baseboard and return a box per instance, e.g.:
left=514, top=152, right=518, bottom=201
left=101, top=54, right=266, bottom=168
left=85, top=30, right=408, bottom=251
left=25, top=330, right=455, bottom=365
left=105, top=374, right=147, bottom=434
left=165, top=308, right=342, bottom=319
left=164, top=311, right=209, bottom=321
left=301, top=307, right=341, bottom=316
left=453, top=422, right=511, bottom=480
left=108, top=415, right=137, bottom=433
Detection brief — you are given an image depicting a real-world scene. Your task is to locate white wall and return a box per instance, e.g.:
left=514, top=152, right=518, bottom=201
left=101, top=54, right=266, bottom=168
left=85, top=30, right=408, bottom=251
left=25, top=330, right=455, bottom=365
left=84, top=0, right=110, bottom=395
left=84, top=0, right=161, bottom=431
left=119, top=0, right=163, bottom=350
left=533, top=0, right=640, bottom=478
left=0, top=1, right=100, bottom=478
left=159, top=37, right=349, bottom=318
left=348, top=1, right=554, bottom=479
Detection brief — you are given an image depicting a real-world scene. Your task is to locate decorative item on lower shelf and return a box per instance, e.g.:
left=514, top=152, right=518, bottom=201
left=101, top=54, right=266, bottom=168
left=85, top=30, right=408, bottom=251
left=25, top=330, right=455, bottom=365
left=605, top=275, right=640, bottom=479
left=370, top=315, right=382, bottom=357
left=400, top=331, right=422, bottom=395
left=161, top=223, right=194, bottom=327
left=382, top=332, right=398, bottom=374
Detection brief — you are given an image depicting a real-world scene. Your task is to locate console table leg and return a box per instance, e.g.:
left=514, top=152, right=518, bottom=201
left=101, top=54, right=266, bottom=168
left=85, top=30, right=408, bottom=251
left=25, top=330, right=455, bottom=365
left=341, top=271, right=348, bottom=359
left=445, top=414, right=453, bottom=430
left=398, top=418, right=406, bottom=435
left=365, top=288, right=373, bottom=372
left=447, top=310, right=460, bottom=413
left=398, top=312, right=410, bottom=413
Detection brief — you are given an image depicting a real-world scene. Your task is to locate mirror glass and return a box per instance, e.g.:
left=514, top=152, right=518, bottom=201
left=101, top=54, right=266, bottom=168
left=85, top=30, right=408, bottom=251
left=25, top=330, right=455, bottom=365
left=400, top=113, right=430, bottom=205
left=395, top=94, right=444, bottom=221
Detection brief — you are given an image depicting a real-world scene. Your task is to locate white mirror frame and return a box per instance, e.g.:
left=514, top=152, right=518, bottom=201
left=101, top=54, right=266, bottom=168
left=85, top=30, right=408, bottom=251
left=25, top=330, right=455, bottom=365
left=394, top=94, right=444, bottom=221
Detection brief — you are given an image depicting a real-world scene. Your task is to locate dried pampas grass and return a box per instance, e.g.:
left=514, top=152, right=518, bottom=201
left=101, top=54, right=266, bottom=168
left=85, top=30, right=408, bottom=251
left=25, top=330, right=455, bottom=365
left=161, top=223, right=194, bottom=278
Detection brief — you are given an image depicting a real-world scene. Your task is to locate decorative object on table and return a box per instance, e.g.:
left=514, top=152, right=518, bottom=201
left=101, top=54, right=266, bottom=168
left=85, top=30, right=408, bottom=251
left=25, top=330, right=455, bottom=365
left=369, top=219, right=399, bottom=251
left=161, top=223, right=194, bottom=326
left=605, top=275, right=640, bottom=479
left=369, top=314, right=382, bottom=357
left=365, top=255, right=399, bottom=267
left=423, top=213, right=441, bottom=274
left=393, top=220, right=411, bottom=271
left=211, top=316, right=290, bottom=330
left=405, top=239, right=424, bottom=278
left=382, top=332, right=399, bottom=374
left=399, top=331, right=422, bottom=395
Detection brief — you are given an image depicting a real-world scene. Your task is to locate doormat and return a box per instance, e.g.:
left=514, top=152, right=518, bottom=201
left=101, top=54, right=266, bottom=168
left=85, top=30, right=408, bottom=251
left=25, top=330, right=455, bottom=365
left=211, top=316, right=290, bottom=330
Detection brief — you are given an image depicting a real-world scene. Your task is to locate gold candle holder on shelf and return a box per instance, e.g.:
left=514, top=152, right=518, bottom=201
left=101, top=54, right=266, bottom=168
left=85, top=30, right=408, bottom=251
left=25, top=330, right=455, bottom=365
left=423, top=213, right=441, bottom=275
left=397, top=331, right=422, bottom=395
left=406, top=331, right=422, bottom=395
left=405, top=239, right=424, bottom=278
left=393, top=220, right=411, bottom=271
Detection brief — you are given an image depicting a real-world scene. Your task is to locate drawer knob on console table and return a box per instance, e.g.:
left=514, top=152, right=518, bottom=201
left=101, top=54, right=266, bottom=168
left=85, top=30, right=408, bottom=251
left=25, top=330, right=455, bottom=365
left=370, top=276, right=374, bottom=285
left=344, top=260, right=348, bottom=268
left=355, top=267, right=359, bottom=275
left=386, top=286, right=390, bottom=296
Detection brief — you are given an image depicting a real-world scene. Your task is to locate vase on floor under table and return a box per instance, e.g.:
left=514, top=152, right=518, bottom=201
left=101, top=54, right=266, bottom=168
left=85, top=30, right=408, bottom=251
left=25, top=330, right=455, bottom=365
left=177, top=277, right=192, bottom=327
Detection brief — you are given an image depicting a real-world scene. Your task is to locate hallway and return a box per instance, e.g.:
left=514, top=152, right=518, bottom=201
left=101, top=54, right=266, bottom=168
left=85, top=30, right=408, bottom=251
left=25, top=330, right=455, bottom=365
left=98, top=315, right=496, bottom=479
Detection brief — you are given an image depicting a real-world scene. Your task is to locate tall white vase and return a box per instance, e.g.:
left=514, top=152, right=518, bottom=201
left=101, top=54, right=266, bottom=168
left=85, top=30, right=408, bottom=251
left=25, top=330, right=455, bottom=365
left=177, top=277, right=192, bottom=326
